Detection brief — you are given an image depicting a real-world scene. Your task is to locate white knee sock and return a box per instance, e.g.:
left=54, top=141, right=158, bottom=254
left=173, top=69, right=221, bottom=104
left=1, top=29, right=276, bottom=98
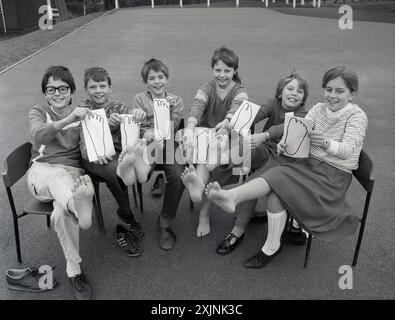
left=261, top=210, right=287, bottom=256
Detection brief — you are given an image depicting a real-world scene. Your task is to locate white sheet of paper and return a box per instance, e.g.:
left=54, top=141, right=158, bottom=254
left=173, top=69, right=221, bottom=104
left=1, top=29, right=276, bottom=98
left=120, top=114, right=140, bottom=150
left=153, top=99, right=171, bottom=140
left=81, top=109, right=116, bottom=162
left=283, top=113, right=313, bottom=158
left=229, top=100, right=260, bottom=136
left=193, top=127, right=216, bottom=164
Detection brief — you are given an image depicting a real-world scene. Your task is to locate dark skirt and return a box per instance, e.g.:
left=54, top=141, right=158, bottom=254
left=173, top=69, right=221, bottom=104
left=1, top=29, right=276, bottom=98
left=261, top=158, right=359, bottom=242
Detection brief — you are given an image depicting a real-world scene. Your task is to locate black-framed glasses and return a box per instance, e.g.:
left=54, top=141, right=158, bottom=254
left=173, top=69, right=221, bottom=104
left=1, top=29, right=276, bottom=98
left=45, top=86, right=70, bottom=95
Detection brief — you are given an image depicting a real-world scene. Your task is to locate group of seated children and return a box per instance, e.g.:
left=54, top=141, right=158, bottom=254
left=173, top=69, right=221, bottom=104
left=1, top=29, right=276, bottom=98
left=27, top=46, right=367, bottom=299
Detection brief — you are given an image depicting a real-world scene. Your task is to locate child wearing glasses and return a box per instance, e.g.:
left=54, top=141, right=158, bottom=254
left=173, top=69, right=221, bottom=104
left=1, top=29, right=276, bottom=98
left=27, top=66, right=93, bottom=299
left=79, top=67, right=145, bottom=257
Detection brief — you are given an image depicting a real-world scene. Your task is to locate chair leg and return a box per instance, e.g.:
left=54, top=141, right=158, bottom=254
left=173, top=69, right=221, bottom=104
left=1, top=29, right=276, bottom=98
left=6, top=188, right=22, bottom=263
left=303, top=234, right=313, bottom=268
left=92, top=182, right=105, bottom=234
left=46, top=215, right=51, bottom=228
left=132, top=184, right=138, bottom=208
left=137, top=181, right=144, bottom=213
left=13, top=217, right=22, bottom=264
left=352, top=191, right=372, bottom=267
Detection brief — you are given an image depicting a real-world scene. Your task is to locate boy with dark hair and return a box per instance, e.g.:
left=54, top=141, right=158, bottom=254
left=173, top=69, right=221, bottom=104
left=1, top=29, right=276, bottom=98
left=80, top=67, right=146, bottom=257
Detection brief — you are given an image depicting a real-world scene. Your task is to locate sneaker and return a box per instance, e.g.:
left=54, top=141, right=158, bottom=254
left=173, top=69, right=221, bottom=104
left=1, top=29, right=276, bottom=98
left=116, top=224, right=142, bottom=257
left=68, top=273, right=93, bottom=300
left=128, top=220, right=145, bottom=241
left=151, top=174, right=165, bottom=197
left=6, top=267, right=58, bottom=292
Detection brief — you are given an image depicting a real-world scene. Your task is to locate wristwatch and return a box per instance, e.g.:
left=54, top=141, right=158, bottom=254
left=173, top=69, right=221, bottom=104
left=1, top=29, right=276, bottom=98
left=264, top=131, right=270, bottom=141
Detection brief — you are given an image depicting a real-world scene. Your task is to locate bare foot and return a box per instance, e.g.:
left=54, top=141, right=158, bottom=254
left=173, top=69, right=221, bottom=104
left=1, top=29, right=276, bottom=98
left=197, top=211, right=210, bottom=237
left=133, top=140, right=151, bottom=183
left=181, top=165, right=205, bottom=203
left=72, top=175, right=94, bottom=230
left=117, top=146, right=137, bottom=186
left=205, top=182, right=236, bottom=213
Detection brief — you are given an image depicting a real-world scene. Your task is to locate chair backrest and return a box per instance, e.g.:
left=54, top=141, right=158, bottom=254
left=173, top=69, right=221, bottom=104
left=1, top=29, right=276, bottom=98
left=352, top=149, right=374, bottom=192
left=2, top=142, right=32, bottom=188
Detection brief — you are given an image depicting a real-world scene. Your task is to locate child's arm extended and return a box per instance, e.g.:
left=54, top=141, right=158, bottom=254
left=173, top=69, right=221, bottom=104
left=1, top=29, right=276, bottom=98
left=309, top=106, right=368, bottom=160
left=29, top=106, right=90, bottom=145
left=187, top=86, right=209, bottom=130
left=216, top=86, right=249, bottom=131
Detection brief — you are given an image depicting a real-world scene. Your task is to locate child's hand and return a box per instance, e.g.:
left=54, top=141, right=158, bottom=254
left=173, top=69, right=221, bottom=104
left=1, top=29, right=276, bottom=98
left=108, top=113, right=123, bottom=127
left=277, top=141, right=287, bottom=155
left=165, top=95, right=176, bottom=107
left=182, top=128, right=195, bottom=147
left=94, top=155, right=113, bottom=165
left=214, top=119, right=231, bottom=133
left=68, top=107, right=91, bottom=123
left=130, top=109, right=146, bottom=123
left=246, top=133, right=266, bottom=149
left=309, top=130, right=327, bottom=148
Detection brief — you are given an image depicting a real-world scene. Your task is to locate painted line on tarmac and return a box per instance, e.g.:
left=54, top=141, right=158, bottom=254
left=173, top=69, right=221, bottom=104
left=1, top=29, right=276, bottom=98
left=0, top=9, right=117, bottom=76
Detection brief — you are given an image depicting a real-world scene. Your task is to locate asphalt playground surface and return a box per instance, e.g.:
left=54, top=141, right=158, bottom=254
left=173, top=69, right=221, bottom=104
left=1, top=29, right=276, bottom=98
left=0, top=7, right=394, bottom=300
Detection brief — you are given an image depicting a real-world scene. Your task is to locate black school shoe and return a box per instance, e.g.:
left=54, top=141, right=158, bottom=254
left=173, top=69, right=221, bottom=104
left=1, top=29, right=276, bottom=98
left=6, top=267, right=58, bottom=292
left=281, top=227, right=307, bottom=246
left=68, top=272, right=93, bottom=300
left=157, top=216, right=176, bottom=251
left=216, top=233, right=244, bottom=255
left=116, top=224, right=142, bottom=257
left=244, top=246, right=282, bottom=269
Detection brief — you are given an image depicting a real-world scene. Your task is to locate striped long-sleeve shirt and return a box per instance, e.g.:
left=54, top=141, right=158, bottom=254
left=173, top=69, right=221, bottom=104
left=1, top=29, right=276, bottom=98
left=306, top=102, right=368, bottom=173
left=188, top=80, right=248, bottom=128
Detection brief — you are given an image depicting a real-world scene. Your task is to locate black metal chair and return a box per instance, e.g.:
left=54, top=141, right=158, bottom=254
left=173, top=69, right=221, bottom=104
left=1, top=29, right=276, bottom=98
left=300, top=149, right=375, bottom=268
left=90, top=173, right=142, bottom=224
left=2, top=142, right=105, bottom=263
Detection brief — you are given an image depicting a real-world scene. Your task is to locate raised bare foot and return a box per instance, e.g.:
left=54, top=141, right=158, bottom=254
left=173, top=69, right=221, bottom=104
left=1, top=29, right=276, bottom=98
left=181, top=165, right=205, bottom=203
left=72, top=175, right=94, bottom=229
left=116, top=146, right=137, bottom=186
left=205, top=182, right=236, bottom=213
left=197, top=212, right=210, bottom=237
left=133, top=140, right=151, bottom=183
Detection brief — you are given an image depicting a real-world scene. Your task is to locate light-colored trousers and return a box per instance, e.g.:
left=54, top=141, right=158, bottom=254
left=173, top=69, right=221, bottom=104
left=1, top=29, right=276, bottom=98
left=27, top=162, right=85, bottom=277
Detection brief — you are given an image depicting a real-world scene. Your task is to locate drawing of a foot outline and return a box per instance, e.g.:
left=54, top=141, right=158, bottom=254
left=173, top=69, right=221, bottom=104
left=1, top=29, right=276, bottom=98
left=84, top=113, right=106, bottom=157
left=153, top=99, right=170, bottom=139
left=122, top=115, right=139, bottom=148
left=196, top=129, right=212, bottom=163
left=284, top=117, right=309, bottom=156
left=231, top=102, right=253, bottom=135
